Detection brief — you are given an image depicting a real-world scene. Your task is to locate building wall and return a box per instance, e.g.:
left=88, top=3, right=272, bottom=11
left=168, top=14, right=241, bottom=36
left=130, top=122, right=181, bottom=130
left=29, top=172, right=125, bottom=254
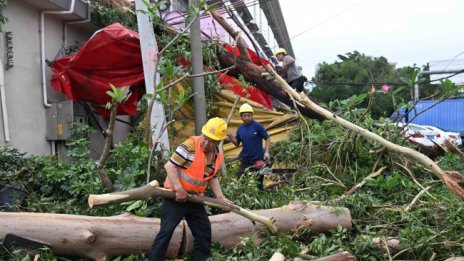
left=0, top=0, right=94, bottom=156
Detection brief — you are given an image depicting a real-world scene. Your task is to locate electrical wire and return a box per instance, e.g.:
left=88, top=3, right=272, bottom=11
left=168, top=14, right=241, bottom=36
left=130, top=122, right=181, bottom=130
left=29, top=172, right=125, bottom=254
left=306, top=70, right=464, bottom=88
left=428, top=69, right=464, bottom=83
left=267, top=1, right=365, bottom=50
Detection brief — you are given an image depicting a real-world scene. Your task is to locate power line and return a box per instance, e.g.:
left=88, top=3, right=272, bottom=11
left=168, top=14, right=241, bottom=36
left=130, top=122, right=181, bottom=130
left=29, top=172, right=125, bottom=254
left=306, top=70, right=464, bottom=87
left=290, top=1, right=364, bottom=40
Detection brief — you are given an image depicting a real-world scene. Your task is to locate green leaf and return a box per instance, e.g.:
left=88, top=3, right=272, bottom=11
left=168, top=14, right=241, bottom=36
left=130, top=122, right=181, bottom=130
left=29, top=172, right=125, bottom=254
left=126, top=199, right=144, bottom=211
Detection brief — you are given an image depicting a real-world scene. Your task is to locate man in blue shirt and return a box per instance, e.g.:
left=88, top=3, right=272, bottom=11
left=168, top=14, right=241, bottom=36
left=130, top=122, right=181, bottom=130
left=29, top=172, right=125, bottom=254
left=227, top=103, right=271, bottom=189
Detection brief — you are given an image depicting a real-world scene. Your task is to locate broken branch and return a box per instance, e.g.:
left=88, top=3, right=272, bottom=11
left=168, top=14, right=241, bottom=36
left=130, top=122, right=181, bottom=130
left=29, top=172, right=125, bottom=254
left=88, top=180, right=278, bottom=234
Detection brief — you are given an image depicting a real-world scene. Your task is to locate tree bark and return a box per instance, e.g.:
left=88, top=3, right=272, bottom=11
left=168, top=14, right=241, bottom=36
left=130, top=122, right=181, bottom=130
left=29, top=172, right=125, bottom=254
left=95, top=104, right=118, bottom=192
left=206, top=201, right=351, bottom=250
left=0, top=202, right=351, bottom=260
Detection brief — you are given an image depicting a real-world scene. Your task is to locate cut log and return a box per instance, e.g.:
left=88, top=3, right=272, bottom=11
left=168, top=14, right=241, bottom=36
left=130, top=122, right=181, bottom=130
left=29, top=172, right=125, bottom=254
left=0, top=201, right=351, bottom=260
left=203, top=201, right=352, bottom=250
left=0, top=212, right=181, bottom=260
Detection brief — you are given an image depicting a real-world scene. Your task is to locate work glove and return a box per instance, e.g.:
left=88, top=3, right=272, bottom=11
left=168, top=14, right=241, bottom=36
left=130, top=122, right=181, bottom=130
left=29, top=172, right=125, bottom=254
left=264, top=152, right=270, bottom=162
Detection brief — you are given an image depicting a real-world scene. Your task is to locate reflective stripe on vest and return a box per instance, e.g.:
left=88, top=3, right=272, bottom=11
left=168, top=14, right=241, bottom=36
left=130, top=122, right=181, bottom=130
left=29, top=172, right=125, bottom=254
left=177, top=169, right=208, bottom=186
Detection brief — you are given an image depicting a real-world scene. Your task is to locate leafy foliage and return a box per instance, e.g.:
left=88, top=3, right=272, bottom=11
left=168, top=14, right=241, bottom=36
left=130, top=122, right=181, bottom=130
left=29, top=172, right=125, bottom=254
left=310, top=51, right=449, bottom=119
left=2, top=4, right=464, bottom=261
left=2, top=109, right=464, bottom=260
left=0, top=0, right=7, bottom=26
left=91, top=1, right=137, bottom=30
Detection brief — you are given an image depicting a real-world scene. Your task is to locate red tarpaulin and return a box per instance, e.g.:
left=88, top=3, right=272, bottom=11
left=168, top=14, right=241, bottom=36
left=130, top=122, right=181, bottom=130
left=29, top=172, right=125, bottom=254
left=177, top=45, right=274, bottom=109
left=221, top=44, right=273, bottom=109
left=50, top=23, right=145, bottom=116
left=51, top=23, right=273, bottom=115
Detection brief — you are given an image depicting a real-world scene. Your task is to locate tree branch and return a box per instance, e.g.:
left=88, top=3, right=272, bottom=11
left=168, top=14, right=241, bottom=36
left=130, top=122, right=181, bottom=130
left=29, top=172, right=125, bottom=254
left=88, top=180, right=278, bottom=234
left=264, top=64, right=464, bottom=201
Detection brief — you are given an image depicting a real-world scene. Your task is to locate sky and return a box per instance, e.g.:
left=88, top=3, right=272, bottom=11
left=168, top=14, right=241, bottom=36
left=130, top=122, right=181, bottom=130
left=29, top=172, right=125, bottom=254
left=279, top=0, right=464, bottom=82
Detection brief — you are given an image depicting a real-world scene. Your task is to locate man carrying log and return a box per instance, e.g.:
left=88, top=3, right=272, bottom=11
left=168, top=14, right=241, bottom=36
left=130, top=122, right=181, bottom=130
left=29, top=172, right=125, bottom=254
left=227, top=103, right=271, bottom=190
left=148, top=117, right=232, bottom=261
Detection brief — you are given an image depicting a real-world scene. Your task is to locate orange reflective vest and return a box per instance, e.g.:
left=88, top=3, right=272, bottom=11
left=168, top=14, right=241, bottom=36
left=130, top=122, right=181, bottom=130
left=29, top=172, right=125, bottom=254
left=164, top=136, right=223, bottom=194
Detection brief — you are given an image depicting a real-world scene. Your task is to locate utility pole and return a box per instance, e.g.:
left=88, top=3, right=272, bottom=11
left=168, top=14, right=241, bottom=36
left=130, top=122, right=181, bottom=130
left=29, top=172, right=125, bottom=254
left=189, top=0, right=207, bottom=134
left=134, top=0, right=170, bottom=149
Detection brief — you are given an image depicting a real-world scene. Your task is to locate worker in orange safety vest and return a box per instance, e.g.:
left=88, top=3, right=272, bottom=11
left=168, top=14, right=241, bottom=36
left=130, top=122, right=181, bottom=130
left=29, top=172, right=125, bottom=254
left=148, top=117, right=232, bottom=261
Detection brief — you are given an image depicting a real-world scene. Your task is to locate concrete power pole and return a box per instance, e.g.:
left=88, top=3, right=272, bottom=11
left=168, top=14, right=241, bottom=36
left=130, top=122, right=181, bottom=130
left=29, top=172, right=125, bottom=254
left=134, top=0, right=170, bottom=149
left=189, top=0, right=207, bottom=134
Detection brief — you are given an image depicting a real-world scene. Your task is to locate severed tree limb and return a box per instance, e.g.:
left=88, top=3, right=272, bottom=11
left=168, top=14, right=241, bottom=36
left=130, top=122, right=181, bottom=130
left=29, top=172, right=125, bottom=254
left=88, top=180, right=278, bottom=234
left=264, top=64, right=464, bottom=201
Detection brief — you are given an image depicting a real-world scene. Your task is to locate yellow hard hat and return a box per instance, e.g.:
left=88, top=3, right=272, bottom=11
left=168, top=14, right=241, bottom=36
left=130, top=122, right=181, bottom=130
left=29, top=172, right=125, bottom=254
left=201, top=117, right=227, bottom=141
left=239, top=103, right=254, bottom=114
left=274, top=48, right=287, bottom=56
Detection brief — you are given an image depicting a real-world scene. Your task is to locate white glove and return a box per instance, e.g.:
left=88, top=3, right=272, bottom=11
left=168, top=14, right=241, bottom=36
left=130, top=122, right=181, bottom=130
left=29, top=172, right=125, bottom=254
left=264, top=152, right=270, bottom=161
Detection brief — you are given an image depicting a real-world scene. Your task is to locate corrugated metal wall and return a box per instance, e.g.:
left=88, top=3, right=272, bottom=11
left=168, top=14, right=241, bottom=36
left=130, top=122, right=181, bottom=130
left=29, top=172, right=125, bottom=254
left=407, top=99, right=464, bottom=132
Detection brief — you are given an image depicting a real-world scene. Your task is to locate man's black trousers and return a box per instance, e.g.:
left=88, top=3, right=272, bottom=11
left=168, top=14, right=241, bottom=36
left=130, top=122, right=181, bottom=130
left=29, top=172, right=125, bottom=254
left=288, top=75, right=307, bottom=92
left=148, top=199, right=212, bottom=261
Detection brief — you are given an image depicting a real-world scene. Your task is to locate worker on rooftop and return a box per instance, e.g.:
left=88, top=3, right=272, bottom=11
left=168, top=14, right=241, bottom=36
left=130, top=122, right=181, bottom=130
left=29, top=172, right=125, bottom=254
left=274, top=48, right=307, bottom=92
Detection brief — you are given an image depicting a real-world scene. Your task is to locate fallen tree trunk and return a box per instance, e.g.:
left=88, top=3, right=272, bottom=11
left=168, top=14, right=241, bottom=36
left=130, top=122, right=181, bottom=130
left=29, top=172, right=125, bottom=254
left=206, top=201, right=351, bottom=249
left=0, top=202, right=351, bottom=260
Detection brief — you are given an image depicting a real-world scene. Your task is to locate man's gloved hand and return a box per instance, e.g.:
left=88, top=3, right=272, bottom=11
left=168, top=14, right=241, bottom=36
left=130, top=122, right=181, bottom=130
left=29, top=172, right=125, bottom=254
left=264, top=152, right=270, bottom=161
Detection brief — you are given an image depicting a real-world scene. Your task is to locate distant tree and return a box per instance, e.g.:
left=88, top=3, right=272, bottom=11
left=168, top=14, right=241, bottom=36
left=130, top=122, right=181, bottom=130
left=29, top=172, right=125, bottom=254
left=309, top=51, right=431, bottom=119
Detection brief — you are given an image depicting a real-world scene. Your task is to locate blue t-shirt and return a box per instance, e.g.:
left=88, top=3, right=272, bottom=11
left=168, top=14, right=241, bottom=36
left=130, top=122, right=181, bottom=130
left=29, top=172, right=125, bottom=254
left=236, top=120, right=269, bottom=163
